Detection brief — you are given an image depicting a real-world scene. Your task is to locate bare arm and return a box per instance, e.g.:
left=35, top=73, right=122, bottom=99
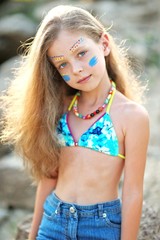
left=121, top=105, right=149, bottom=240
left=28, top=177, right=58, bottom=239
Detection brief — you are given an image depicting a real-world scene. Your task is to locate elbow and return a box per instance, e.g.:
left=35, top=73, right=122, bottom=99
left=122, top=191, right=143, bottom=206
left=122, top=184, right=144, bottom=199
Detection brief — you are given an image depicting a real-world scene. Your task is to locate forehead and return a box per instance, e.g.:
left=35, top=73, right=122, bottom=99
left=48, top=30, right=92, bottom=56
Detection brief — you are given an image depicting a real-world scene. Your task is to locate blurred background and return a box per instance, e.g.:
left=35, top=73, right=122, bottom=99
left=0, top=0, right=159, bottom=239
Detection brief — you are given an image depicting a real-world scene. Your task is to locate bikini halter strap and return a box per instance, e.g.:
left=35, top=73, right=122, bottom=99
left=106, top=81, right=116, bottom=113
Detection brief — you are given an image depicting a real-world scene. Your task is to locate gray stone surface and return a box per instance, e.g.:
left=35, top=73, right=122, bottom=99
left=0, top=56, right=21, bottom=156
left=0, top=208, right=9, bottom=224
left=0, top=152, right=36, bottom=209
left=0, top=56, right=21, bottom=92
left=0, top=14, right=36, bottom=63
left=138, top=203, right=160, bottom=240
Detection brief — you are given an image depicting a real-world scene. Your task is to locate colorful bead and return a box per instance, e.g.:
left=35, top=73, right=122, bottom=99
left=71, top=81, right=115, bottom=120
left=98, top=107, right=103, bottom=111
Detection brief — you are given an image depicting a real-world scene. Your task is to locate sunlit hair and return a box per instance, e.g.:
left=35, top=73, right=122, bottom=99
left=0, top=5, right=145, bottom=181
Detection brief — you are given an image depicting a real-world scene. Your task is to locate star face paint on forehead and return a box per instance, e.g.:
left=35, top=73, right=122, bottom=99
left=70, top=37, right=84, bottom=53
left=49, top=55, right=64, bottom=62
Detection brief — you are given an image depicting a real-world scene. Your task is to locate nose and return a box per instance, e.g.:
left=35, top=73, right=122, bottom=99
left=72, top=61, right=83, bottom=74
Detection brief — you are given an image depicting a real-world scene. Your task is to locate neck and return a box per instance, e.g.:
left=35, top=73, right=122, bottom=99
left=79, top=77, right=111, bottom=107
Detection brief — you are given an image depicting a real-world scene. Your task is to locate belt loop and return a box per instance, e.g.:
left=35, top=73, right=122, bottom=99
left=55, top=201, right=62, bottom=214
left=98, top=204, right=103, bottom=218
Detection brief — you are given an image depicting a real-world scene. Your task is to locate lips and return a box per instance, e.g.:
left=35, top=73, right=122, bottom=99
left=77, top=74, right=92, bottom=83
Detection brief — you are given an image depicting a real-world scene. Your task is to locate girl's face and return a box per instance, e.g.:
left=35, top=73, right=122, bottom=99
left=48, top=30, right=110, bottom=92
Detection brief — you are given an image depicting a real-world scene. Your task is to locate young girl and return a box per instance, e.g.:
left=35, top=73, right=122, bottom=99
left=1, top=5, right=149, bottom=240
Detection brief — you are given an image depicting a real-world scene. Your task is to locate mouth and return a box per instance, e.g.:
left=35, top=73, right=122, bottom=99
left=77, top=74, right=92, bottom=84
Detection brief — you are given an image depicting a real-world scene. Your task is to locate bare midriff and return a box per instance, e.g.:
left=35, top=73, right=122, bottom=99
left=54, top=147, right=124, bottom=205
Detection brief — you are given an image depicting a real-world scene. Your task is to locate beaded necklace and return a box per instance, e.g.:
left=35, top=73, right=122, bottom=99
left=68, top=81, right=115, bottom=120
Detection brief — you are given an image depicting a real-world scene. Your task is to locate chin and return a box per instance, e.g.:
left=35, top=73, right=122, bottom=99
left=81, top=84, right=100, bottom=92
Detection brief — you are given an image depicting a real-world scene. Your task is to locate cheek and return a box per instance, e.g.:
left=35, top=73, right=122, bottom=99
left=88, top=56, right=98, bottom=67
left=62, top=74, right=71, bottom=82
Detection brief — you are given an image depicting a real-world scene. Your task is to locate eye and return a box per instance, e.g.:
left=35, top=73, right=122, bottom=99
left=78, top=51, right=87, bottom=57
left=59, top=62, right=67, bottom=69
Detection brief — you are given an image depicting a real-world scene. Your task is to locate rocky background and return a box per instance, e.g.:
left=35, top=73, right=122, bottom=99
left=0, top=0, right=159, bottom=239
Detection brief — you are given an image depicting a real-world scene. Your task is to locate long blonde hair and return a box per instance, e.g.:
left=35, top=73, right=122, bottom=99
left=0, top=5, right=144, bottom=181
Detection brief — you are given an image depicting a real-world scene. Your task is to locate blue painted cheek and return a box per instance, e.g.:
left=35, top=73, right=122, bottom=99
left=89, top=56, right=98, bottom=67
left=62, top=75, right=70, bottom=82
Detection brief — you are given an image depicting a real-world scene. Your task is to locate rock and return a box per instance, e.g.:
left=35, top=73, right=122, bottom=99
left=0, top=140, right=12, bottom=157
left=14, top=203, right=160, bottom=240
left=0, top=207, right=32, bottom=240
left=0, top=208, right=9, bottom=224
left=0, top=152, right=36, bottom=209
left=0, top=56, right=21, bottom=157
left=15, top=214, right=32, bottom=240
left=138, top=203, right=160, bottom=240
left=0, top=56, right=21, bottom=92
left=0, top=14, right=36, bottom=63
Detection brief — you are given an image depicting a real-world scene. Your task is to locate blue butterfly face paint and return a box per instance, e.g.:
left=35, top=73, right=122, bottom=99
left=62, top=74, right=70, bottom=82
left=89, top=56, right=98, bottom=67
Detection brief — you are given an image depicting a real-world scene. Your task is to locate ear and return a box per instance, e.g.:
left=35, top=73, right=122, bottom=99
left=100, top=33, right=110, bottom=56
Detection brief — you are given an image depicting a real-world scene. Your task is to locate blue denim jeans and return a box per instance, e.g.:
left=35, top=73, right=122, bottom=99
left=36, top=192, right=121, bottom=240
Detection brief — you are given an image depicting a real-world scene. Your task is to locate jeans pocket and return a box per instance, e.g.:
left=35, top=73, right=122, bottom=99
left=103, top=212, right=121, bottom=229
left=43, top=195, right=57, bottom=221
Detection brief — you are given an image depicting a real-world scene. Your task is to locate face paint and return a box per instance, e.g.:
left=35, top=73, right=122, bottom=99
left=62, top=74, right=70, bottom=82
left=89, top=56, right=98, bottom=67
left=49, top=55, right=64, bottom=61
left=70, top=37, right=84, bottom=53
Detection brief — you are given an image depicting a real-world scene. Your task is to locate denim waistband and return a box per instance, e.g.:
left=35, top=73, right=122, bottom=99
left=47, top=192, right=121, bottom=217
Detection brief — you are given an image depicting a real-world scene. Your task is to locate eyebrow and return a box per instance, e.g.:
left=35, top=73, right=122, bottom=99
left=70, top=37, right=84, bottom=53
left=49, top=55, right=65, bottom=62
left=48, top=37, right=85, bottom=62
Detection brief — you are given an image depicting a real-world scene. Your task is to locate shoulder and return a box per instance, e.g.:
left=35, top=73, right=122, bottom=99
left=125, top=103, right=149, bottom=137
left=114, top=91, right=149, bottom=134
left=123, top=100, right=148, bottom=123
left=124, top=100, right=149, bottom=129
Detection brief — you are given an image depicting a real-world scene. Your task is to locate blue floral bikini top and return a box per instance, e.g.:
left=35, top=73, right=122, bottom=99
left=56, top=86, right=125, bottom=159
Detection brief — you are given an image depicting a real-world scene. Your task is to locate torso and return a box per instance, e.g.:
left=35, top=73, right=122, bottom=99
left=54, top=90, right=126, bottom=204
